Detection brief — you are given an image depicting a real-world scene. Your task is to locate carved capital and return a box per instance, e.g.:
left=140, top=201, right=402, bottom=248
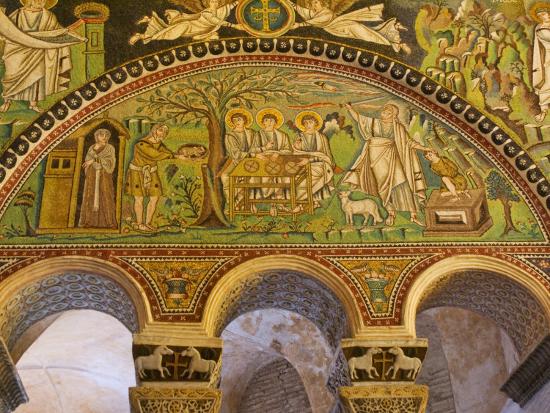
left=339, top=384, right=429, bottom=413
left=341, top=340, right=428, bottom=384
left=0, top=338, right=27, bottom=413
left=133, top=340, right=222, bottom=387
left=129, top=387, right=221, bottom=413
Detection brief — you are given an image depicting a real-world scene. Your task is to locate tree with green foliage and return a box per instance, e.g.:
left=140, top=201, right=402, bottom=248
left=137, top=68, right=300, bottom=227
left=13, top=189, right=36, bottom=237
left=485, top=170, right=519, bottom=235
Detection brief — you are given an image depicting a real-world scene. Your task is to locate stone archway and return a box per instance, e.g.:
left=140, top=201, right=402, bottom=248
left=410, top=259, right=550, bottom=412
left=0, top=256, right=148, bottom=412
left=212, top=270, right=352, bottom=413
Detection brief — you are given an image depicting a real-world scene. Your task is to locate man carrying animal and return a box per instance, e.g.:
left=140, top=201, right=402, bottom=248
left=343, top=103, right=431, bottom=226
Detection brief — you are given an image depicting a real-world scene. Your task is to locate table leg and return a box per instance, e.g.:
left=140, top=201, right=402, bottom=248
left=229, top=177, right=235, bottom=221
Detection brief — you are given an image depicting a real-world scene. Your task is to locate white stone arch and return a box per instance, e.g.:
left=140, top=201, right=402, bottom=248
left=404, top=255, right=550, bottom=355
left=202, top=255, right=363, bottom=341
left=0, top=256, right=150, bottom=358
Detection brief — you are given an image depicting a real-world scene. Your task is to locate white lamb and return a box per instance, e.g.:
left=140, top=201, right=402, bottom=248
left=338, top=191, right=383, bottom=226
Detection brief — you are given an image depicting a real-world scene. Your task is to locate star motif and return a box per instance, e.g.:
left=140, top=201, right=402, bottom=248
left=409, top=75, right=418, bottom=82
left=279, top=41, right=288, bottom=48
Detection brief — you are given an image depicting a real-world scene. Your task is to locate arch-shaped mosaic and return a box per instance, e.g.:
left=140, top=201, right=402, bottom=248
left=0, top=37, right=548, bottom=247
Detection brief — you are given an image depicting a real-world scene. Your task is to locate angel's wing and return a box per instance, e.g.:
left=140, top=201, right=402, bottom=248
left=332, top=4, right=384, bottom=22
left=168, top=0, right=234, bottom=13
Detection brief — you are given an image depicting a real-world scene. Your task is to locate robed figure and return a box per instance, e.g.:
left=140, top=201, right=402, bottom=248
left=343, top=103, right=430, bottom=226
left=292, top=0, right=410, bottom=54
left=0, top=0, right=85, bottom=112
left=293, top=111, right=335, bottom=207
left=532, top=5, right=550, bottom=122
left=129, top=0, right=239, bottom=45
left=79, top=129, right=117, bottom=229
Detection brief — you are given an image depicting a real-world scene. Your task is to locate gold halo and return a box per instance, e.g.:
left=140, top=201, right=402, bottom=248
left=530, top=2, right=550, bottom=22
left=295, top=111, right=323, bottom=132
left=256, top=108, right=285, bottom=129
left=20, top=0, right=58, bottom=9
left=225, top=108, right=253, bottom=129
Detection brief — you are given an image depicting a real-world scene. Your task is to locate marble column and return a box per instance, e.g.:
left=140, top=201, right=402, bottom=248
left=129, top=334, right=222, bottom=413
left=0, top=338, right=27, bottom=413
left=338, top=338, right=429, bottom=413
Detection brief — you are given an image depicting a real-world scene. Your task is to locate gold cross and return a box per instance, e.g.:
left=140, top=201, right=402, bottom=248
left=165, top=353, right=188, bottom=379
left=372, top=350, right=394, bottom=379
left=251, top=0, right=281, bottom=32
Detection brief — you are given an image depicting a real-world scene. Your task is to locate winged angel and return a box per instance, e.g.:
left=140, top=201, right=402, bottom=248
left=129, top=0, right=240, bottom=45
left=292, top=0, right=411, bottom=54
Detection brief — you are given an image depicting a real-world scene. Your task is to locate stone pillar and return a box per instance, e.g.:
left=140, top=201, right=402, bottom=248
left=338, top=339, right=429, bottom=413
left=501, top=335, right=550, bottom=407
left=0, top=338, right=27, bottom=413
left=73, top=3, right=110, bottom=83
left=129, top=334, right=222, bottom=413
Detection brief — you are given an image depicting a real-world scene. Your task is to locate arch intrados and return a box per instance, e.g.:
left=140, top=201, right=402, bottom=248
left=405, top=255, right=550, bottom=339
left=0, top=256, right=150, bottom=333
left=202, top=255, right=362, bottom=339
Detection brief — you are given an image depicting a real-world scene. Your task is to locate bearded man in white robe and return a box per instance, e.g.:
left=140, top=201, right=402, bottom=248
left=0, top=0, right=84, bottom=112
left=343, top=103, right=430, bottom=226
left=129, top=0, right=240, bottom=45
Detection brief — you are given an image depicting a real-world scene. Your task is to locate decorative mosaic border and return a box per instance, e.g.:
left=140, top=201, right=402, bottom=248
left=0, top=246, right=547, bottom=325
left=0, top=37, right=547, bottom=234
left=326, top=255, right=431, bottom=318
left=122, top=257, right=234, bottom=314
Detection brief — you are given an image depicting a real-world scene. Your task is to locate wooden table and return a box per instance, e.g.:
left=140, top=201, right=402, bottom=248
left=228, top=154, right=314, bottom=222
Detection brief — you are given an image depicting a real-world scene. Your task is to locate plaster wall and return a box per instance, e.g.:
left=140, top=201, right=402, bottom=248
left=14, top=310, right=134, bottom=413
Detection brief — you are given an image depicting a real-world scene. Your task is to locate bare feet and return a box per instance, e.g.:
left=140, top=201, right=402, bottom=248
left=136, top=16, right=151, bottom=25
left=0, top=100, right=11, bottom=113
left=129, top=33, right=143, bottom=45
left=535, top=110, right=547, bottom=123
left=28, top=102, right=40, bottom=112
left=410, top=216, right=425, bottom=226
left=385, top=213, right=395, bottom=226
